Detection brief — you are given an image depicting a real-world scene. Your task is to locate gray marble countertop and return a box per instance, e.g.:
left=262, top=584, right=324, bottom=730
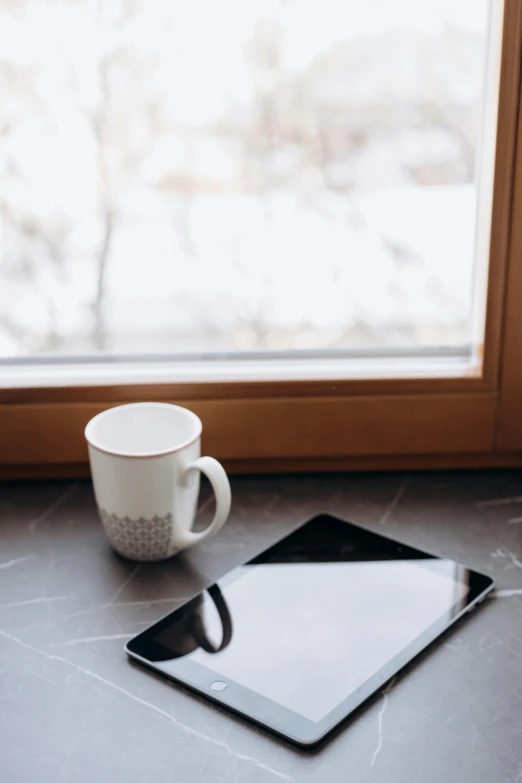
left=1, top=471, right=522, bottom=782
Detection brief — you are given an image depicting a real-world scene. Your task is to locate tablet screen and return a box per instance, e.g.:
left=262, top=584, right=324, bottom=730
left=149, top=517, right=471, bottom=722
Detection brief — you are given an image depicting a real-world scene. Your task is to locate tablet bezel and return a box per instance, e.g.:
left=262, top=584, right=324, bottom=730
left=125, top=514, right=494, bottom=746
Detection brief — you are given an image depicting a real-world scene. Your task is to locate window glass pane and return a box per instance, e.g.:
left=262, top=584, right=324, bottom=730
left=0, top=0, right=494, bottom=357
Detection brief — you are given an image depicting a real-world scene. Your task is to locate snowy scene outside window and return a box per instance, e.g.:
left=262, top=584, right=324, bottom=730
left=0, top=0, right=492, bottom=357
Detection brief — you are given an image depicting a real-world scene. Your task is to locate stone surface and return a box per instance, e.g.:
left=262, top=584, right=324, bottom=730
left=1, top=471, right=522, bottom=782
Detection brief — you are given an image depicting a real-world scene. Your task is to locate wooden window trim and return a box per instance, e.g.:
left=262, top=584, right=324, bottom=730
left=2, top=1, right=522, bottom=478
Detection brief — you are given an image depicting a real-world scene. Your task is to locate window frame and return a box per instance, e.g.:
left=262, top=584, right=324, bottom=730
left=2, top=0, right=522, bottom=478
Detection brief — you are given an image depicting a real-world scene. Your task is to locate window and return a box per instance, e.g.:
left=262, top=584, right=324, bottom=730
left=1, top=0, right=522, bottom=476
left=1, top=0, right=495, bottom=357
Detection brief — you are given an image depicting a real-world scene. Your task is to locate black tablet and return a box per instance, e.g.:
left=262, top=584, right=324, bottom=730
left=126, top=514, right=494, bottom=746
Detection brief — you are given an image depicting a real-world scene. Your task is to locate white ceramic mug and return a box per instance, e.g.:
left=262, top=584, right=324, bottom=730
left=85, top=403, right=231, bottom=562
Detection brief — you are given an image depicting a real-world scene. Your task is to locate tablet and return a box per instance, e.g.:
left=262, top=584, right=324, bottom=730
left=126, top=514, right=494, bottom=746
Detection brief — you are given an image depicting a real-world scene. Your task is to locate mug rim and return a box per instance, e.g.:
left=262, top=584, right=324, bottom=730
left=84, top=402, right=202, bottom=459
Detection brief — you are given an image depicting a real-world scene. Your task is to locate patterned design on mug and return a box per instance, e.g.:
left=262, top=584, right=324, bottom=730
left=98, top=508, right=177, bottom=561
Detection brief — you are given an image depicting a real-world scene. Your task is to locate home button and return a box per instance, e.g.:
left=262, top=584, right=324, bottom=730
left=211, top=681, right=227, bottom=692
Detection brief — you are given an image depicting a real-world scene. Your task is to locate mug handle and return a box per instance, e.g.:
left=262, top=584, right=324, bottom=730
left=179, top=456, right=231, bottom=547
